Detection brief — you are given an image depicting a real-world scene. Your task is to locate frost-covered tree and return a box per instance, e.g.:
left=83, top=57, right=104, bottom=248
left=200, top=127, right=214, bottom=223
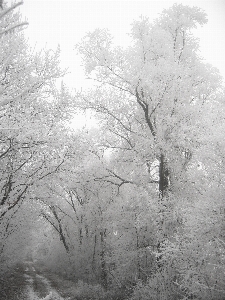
left=76, top=4, right=222, bottom=199
left=0, top=1, right=28, bottom=39
left=0, top=1, right=74, bottom=272
left=75, top=3, right=225, bottom=299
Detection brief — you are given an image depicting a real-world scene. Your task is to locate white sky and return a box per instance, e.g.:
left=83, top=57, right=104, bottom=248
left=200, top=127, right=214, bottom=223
left=18, top=0, right=225, bottom=91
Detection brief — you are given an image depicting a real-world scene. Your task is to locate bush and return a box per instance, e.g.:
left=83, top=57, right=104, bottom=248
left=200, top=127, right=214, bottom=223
left=71, top=280, right=107, bottom=300
left=130, top=269, right=181, bottom=300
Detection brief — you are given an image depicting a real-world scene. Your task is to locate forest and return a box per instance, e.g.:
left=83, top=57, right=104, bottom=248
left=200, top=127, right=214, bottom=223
left=0, top=1, right=225, bottom=300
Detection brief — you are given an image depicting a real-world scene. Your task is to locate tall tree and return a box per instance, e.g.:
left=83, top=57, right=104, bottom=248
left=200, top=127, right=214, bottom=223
left=0, top=1, right=74, bottom=271
left=75, top=4, right=222, bottom=199
left=74, top=4, right=225, bottom=299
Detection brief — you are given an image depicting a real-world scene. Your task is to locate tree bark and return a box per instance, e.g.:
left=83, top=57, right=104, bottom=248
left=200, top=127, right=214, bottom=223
left=50, top=206, right=69, bottom=253
left=100, top=230, right=107, bottom=288
left=159, top=153, right=169, bottom=198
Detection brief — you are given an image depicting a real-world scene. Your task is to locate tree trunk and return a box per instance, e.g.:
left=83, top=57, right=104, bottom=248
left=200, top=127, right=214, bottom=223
left=100, top=230, right=107, bottom=288
left=158, top=153, right=169, bottom=198
left=50, top=206, right=69, bottom=253
left=134, top=213, right=141, bottom=280
left=157, top=153, right=170, bottom=269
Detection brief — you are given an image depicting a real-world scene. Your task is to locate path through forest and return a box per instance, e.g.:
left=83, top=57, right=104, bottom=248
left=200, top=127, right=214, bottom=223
left=23, top=261, right=67, bottom=299
left=0, top=261, right=74, bottom=300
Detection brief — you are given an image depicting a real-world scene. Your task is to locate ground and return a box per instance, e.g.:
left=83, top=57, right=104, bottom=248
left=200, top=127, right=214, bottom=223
left=0, top=261, right=78, bottom=300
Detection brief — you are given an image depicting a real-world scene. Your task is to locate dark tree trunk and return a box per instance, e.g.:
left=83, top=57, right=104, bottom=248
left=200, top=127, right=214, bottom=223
left=100, top=230, right=107, bottom=289
left=79, top=215, right=83, bottom=245
left=50, top=206, right=70, bottom=253
left=157, top=153, right=170, bottom=269
left=158, top=153, right=169, bottom=198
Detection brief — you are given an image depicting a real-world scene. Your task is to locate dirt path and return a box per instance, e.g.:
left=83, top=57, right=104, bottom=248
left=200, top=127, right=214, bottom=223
left=0, top=261, right=76, bottom=299
left=22, top=261, right=67, bottom=299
